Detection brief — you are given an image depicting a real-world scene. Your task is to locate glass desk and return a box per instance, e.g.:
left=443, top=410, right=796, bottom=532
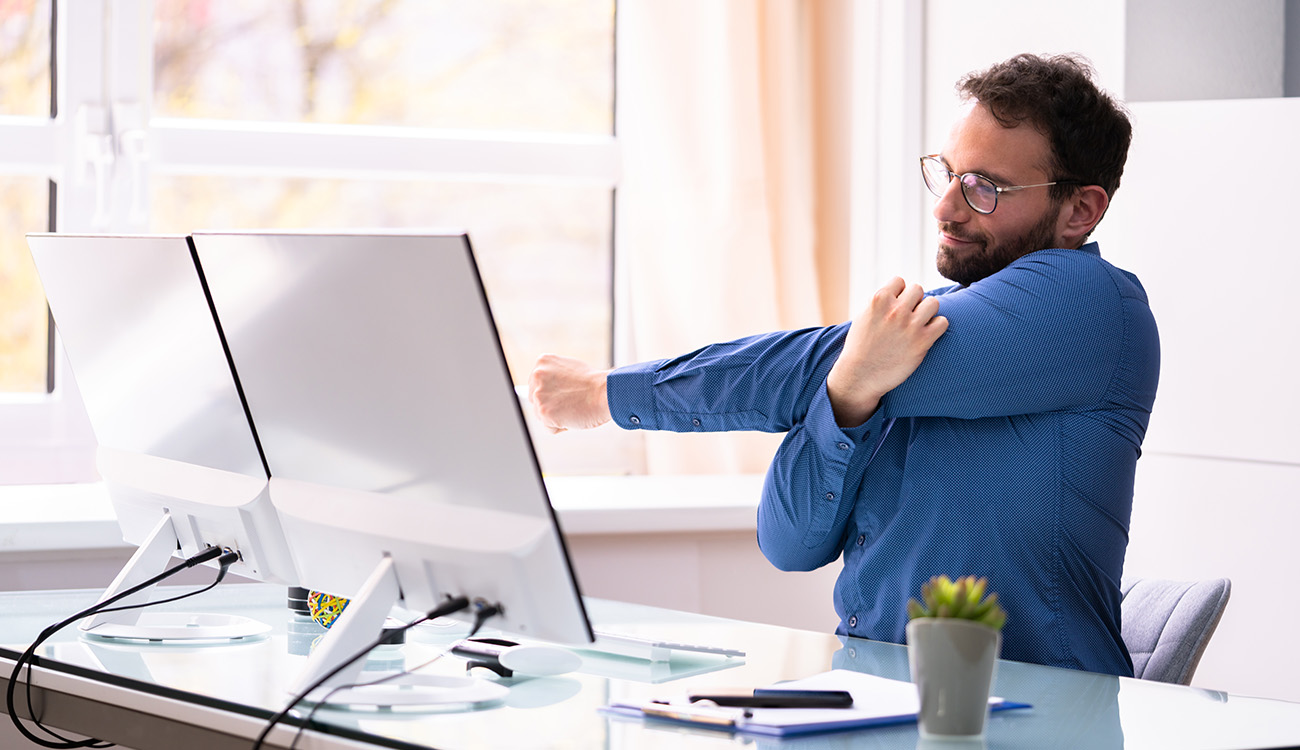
left=3, top=584, right=1299, bottom=749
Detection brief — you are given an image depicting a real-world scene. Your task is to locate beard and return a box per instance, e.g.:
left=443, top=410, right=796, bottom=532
left=935, top=208, right=1060, bottom=287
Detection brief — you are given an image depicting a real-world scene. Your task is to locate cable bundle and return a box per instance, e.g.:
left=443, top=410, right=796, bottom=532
left=5, top=546, right=242, bottom=749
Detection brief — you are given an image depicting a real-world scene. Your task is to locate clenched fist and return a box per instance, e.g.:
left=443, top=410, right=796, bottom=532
left=527, top=354, right=613, bottom=433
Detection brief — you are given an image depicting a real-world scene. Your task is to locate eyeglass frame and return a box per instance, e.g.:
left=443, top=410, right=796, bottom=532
left=919, top=155, right=1082, bottom=215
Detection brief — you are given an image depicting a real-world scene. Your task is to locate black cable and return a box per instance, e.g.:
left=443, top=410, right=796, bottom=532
left=252, top=596, right=480, bottom=750
left=92, top=550, right=240, bottom=615
left=19, top=548, right=243, bottom=745
left=20, top=548, right=241, bottom=747
left=10, top=546, right=237, bottom=749
left=5, top=546, right=238, bottom=749
left=284, top=601, right=502, bottom=750
left=9, top=545, right=227, bottom=749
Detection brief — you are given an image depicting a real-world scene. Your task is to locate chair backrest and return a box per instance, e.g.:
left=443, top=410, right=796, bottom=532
left=1120, top=577, right=1231, bottom=685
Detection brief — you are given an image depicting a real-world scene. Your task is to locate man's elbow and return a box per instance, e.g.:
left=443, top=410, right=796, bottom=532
left=757, top=532, right=835, bottom=572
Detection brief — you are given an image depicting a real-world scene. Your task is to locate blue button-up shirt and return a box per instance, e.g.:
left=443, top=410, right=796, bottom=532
left=606, top=244, right=1159, bottom=676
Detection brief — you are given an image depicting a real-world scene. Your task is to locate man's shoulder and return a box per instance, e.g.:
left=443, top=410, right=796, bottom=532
left=1004, top=244, right=1149, bottom=303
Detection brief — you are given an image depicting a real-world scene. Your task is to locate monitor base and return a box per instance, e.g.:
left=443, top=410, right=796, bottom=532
left=303, top=674, right=508, bottom=709
left=81, top=611, right=271, bottom=642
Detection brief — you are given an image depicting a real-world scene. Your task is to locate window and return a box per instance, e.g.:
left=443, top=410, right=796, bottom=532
left=0, top=0, right=51, bottom=117
left=0, top=0, right=618, bottom=484
left=149, top=176, right=612, bottom=380
left=149, top=0, right=616, bottom=381
left=0, top=178, right=52, bottom=395
left=0, top=0, right=53, bottom=395
left=153, top=0, right=613, bottom=133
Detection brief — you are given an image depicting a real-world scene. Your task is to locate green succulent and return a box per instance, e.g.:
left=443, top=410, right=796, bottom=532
left=907, top=575, right=1007, bottom=631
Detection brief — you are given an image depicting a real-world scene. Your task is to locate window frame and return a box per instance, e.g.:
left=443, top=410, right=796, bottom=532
left=0, top=0, right=621, bottom=485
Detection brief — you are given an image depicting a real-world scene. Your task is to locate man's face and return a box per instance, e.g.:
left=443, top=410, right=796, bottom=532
left=931, top=102, right=1065, bottom=287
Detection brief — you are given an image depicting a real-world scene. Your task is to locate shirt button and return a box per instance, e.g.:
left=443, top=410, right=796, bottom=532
left=825, top=492, right=835, bottom=501
left=848, top=648, right=857, bottom=658
left=837, top=442, right=850, bottom=451
left=848, top=615, right=858, bottom=628
left=691, top=418, right=702, bottom=427
left=629, top=415, right=641, bottom=425
left=856, top=535, right=865, bottom=546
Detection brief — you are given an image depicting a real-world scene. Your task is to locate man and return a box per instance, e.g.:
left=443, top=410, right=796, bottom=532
left=529, top=54, right=1158, bottom=676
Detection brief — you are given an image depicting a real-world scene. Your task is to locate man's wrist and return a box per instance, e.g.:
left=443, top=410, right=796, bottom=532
left=826, top=369, right=882, bottom=428
left=593, top=370, right=612, bottom=424
left=829, top=398, right=879, bottom=428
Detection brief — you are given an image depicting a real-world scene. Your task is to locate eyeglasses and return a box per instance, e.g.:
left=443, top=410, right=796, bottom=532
left=919, top=155, right=1079, bottom=215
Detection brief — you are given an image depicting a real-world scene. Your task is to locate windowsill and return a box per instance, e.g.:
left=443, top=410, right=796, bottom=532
left=0, top=475, right=765, bottom=554
left=544, top=474, right=764, bottom=535
left=0, top=483, right=122, bottom=553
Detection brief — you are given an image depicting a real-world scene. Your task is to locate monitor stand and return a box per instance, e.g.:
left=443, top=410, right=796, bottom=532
left=79, top=513, right=271, bottom=642
left=291, top=555, right=507, bottom=708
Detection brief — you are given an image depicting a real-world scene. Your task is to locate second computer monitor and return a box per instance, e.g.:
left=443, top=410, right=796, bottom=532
left=192, top=230, right=592, bottom=650
left=27, top=232, right=296, bottom=640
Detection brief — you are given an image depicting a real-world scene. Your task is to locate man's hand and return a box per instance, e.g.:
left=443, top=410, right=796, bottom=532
left=825, top=277, right=949, bottom=426
left=528, top=354, right=613, bottom=433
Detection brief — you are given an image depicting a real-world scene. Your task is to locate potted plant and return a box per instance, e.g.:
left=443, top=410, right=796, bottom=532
left=906, top=575, right=1007, bottom=738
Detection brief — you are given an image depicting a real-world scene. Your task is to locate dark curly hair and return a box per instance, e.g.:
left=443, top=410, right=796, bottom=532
left=957, top=54, right=1131, bottom=204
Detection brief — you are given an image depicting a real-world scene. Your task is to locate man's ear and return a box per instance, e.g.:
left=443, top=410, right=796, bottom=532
left=1056, top=185, right=1110, bottom=247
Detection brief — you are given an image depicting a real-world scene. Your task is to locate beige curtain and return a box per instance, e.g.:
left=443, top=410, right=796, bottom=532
left=616, top=0, right=853, bottom=473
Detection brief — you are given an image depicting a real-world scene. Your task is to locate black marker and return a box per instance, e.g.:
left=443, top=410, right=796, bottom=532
left=688, top=689, right=854, bottom=709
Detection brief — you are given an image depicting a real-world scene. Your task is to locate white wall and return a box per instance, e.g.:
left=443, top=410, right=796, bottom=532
left=568, top=530, right=840, bottom=633
left=1103, top=97, right=1300, bottom=701
left=919, top=0, right=1300, bottom=701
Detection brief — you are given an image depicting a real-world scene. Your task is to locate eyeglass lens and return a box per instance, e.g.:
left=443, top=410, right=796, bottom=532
left=921, top=157, right=998, bottom=214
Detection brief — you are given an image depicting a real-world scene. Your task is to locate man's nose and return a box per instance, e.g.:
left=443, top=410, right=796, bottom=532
left=932, top=177, right=970, bottom=223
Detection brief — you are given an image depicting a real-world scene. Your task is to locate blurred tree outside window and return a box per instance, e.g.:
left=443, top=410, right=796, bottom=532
left=155, top=0, right=612, bottom=133
left=0, top=0, right=52, bottom=394
left=0, top=180, right=50, bottom=394
left=0, top=0, right=50, bottom=117
left=151, top=0, right=616, bottom=381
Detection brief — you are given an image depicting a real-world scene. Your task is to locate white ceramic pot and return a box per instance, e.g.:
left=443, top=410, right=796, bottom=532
left=906, top=618, right=1001, bottom=738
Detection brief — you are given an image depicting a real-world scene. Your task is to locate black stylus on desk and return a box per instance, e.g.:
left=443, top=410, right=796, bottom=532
left=688, top=689, right=855, bottom=709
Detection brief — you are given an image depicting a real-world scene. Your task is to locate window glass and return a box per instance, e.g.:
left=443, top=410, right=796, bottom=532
left=153, top=0, right=615, bottom=134
left=150, top=177, right=612, bottom=382
left=0, top=178, right=51, bottom=393
left=0, top=0, right=52, bottom=117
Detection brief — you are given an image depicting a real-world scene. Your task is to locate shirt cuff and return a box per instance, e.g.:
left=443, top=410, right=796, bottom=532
left=606, top=360, right=666, bottom=430
left=805, top=382, right=883, bottom=460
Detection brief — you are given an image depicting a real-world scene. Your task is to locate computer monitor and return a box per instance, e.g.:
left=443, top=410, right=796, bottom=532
left=26, top=234, right=297, bottom=640
left=191, top=230, right=593, bottom=699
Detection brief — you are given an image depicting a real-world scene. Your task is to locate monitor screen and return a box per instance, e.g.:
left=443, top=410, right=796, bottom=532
left=192, top=231, right=592, bottom=654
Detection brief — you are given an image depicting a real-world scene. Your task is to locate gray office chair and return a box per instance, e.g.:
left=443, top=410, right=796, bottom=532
left=1120, top=577, right=1231, bottom=685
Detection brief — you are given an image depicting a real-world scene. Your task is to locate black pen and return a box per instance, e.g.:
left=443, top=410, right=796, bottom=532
left=688, top=689, right=854, bottom=709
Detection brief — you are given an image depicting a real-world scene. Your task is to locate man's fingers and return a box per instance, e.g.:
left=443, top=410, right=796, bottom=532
left=868, top=278, right=927, bottom=315
left=897, top=282, right=926, bottom=311
left=880, top=276, right=907, bottom=296
left=914, top=295, right=942, bottom=322
left=923, top=315, right=950, bottom=344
